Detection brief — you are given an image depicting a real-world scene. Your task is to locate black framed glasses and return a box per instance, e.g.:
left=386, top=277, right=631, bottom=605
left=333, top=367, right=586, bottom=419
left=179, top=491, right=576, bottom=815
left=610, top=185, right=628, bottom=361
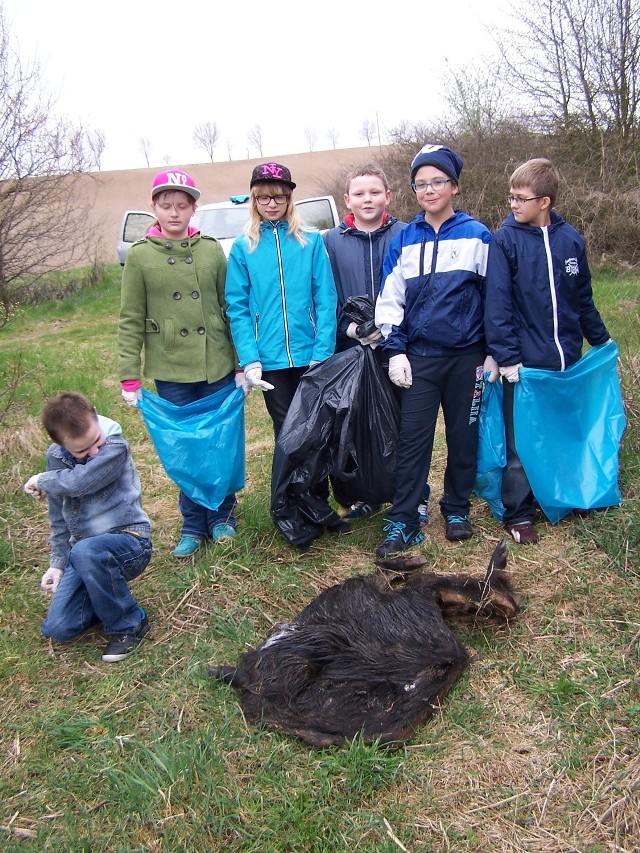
left=412, top=178, right=451, bottom=192
left=256, top=194, right=291, bottom=206
left=507, top=194, right=542, bottom=205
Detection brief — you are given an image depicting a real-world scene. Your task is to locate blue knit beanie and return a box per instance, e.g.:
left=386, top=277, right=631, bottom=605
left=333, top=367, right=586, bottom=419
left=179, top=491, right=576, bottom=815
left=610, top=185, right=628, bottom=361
left=410, top=144, right=463, bottom=184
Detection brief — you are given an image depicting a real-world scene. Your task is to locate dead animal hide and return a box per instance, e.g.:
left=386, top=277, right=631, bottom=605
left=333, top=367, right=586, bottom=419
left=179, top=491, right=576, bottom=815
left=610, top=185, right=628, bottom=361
left=210, top=539, right=520, bottom=747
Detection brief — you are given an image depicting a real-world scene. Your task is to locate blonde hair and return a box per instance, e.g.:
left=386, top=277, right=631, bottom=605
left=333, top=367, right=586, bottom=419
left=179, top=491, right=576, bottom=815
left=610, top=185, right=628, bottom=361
left=344, top=163, right=390, bottom=194
left=510, top=158, right=560, bottom=207
left=244, top=183, right=308, bottom=251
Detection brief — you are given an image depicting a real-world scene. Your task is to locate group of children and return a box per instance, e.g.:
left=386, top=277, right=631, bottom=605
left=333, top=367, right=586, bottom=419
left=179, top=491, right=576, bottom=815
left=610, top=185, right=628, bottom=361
left=23, top=144, right=611, bottom=663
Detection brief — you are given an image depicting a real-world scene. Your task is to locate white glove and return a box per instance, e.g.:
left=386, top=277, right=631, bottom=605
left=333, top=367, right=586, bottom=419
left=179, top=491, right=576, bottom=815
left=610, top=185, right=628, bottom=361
left=24, top=474, right=44, bottom=498
left=483, top=355, right=500, bottom=383
left=40, top=567, right=63, bottom=593
left=346, top=322, right=360, bottom=340
left=499, top=363, right=523, bottom=383
left=234, top=371, right=251, bottom=397
left=245, top=366, right=275, bottom=391
left=121, top=389, right=142, bottom=407
left=361, top=328, right=382, bottom=346
left=388, top=354, right=412, bottom=388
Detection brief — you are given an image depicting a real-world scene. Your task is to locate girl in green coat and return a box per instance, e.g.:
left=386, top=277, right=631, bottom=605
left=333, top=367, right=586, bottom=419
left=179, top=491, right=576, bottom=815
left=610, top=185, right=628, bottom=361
left=118, top=169, right=244, bottom=558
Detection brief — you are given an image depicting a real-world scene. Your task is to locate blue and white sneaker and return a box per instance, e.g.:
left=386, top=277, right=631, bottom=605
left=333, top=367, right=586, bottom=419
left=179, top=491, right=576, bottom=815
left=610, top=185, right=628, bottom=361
left=375, top=519, right=425, bottom=558
left=418, top=501, right=429, bottom=526
left=345, top=501, right=382, bottom=520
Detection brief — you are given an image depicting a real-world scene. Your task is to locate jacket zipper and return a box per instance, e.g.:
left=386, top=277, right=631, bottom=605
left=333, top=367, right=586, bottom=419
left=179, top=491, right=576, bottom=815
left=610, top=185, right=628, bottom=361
left=273, top=225, right=293, bottom=367
left=541, top=225, right=565, bottom=370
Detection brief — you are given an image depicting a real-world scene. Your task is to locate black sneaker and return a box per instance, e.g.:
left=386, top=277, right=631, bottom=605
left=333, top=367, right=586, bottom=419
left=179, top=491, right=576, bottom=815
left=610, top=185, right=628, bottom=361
left=102, top=615, right=150, bottom=663
left=345, top=502, right=382, bottom=520
left=375, top=519, right=425, bottom=558
left=444, top=515, right=473, bottom=541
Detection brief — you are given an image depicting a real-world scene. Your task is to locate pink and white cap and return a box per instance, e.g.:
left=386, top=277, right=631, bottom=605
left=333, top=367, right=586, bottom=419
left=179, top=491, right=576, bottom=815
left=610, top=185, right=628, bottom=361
left=151, top=169, right=201, bottom=201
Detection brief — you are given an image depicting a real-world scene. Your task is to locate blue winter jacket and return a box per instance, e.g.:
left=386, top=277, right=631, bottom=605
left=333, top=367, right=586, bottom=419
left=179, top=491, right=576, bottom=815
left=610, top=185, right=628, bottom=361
left=225, top=221, right=337, bottom=371
left=323, top=214, right=405, bottom=351
left=376, top=210, right=491, bottom=356
left=485, top=211, right=610, bottom=370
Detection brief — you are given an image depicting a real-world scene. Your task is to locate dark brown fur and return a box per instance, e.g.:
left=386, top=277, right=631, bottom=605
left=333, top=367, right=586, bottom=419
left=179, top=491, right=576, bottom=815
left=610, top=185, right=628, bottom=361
left=209, top=539, right=520, bottom=747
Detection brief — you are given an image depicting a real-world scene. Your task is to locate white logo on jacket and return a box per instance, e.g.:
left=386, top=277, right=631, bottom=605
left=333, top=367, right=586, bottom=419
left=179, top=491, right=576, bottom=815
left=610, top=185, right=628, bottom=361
left=565, top=257, right=579, bottom=275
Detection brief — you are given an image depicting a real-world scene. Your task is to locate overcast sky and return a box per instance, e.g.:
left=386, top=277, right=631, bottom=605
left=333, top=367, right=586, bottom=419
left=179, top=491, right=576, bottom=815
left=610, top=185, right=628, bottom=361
left=3, top=0, right=504, bottom=172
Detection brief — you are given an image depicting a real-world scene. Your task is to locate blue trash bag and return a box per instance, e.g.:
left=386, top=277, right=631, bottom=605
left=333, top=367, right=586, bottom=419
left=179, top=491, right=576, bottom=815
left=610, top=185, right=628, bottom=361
left=138, top=384, right=245, bottom=511
left=473, top=374, right=506, bottom=521
left=515, top=341, right=625, bottom=523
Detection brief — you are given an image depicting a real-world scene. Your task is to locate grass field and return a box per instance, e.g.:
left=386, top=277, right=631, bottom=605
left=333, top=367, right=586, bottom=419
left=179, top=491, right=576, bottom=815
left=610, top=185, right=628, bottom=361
left=0, top=266, right=638, bottom=852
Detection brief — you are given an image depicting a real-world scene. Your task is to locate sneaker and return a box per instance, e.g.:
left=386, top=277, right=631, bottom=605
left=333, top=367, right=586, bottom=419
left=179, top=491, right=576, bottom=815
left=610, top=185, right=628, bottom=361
left=173, top=535, right=202, bottom=558
left=210, top=523, right=236, bottom=543
left=444, top=515, right=473, bottom=542
left=345, top=502, right=382, bottom=520
left=102, top=615, right=150, bottom=663
left=375, top=519, right=425, bottom=558
left=507, top=521, right=538, bottom=544
left=418, top=501, right=429, bottom=526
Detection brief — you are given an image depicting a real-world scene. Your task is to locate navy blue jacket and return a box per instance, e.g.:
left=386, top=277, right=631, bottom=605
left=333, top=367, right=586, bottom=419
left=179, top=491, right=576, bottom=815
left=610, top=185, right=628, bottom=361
left=485, top=211, right=609, bottom=370
left=323, top=214, right=405, bottom=351
left=376, top=210, right=491, bottom=357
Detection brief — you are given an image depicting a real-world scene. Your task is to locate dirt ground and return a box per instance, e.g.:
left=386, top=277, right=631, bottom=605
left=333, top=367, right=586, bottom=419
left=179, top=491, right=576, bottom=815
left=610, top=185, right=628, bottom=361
left=80, top=146, right=377, bottom=266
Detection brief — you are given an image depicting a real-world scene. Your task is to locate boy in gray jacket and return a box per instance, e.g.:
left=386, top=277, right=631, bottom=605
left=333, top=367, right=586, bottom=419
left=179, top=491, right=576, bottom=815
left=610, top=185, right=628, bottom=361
left=23, top=392, right=152, bottom=663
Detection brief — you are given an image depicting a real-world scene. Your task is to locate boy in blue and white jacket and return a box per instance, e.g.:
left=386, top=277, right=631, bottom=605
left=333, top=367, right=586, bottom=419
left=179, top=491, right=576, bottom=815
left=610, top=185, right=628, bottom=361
left=374, top=144, right=493, bottom=556
left=485, top=157, right=610, bottom=545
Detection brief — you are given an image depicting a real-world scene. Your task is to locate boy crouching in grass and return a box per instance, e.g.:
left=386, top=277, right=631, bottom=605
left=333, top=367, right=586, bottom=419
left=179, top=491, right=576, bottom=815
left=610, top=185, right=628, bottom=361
left=23, top=392, right=152, bottom=663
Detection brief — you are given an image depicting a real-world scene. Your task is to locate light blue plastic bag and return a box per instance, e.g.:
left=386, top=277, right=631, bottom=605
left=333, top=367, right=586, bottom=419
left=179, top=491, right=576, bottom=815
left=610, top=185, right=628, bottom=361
left=515, top=342, right=625, bottom=523
left=138, top=384, right=245, bottom=511
left=473, top=375, right=506, bottom=521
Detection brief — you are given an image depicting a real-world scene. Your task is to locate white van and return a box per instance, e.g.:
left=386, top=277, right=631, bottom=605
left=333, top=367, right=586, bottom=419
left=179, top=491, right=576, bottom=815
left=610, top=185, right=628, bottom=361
left=117, top=195, right=340, bottom=265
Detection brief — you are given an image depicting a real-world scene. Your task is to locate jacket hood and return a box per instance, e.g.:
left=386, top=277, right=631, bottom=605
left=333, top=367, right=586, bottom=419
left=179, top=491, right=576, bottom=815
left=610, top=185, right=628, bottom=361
left=499, top=209, right=566, bottom=232
left=340, top=212, right=399, bottom=236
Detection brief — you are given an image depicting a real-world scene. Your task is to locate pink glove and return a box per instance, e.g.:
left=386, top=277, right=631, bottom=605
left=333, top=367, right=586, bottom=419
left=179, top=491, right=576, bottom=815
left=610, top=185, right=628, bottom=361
left=121, top=379, right=142, bottom=407
left=499, top=363, right=522, bottom=383
left=483, top=355, right=500, bottom=383
left=388, top=354, right=412, bottom=388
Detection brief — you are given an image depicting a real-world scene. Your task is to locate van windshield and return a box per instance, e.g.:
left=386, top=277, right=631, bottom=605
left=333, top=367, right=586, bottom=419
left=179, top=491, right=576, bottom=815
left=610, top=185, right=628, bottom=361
left=195, top=207, right=250, bottom=240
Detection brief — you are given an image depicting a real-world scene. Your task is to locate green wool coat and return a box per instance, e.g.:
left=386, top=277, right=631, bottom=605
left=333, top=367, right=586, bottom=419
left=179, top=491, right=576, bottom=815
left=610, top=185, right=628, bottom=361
left=118, top=234, right=237, bottom=383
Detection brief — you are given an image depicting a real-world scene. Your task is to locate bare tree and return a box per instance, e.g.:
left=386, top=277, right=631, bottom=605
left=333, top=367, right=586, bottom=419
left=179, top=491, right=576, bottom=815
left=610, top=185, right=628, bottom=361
left=162, top=153, right=171, bottom=166
left=86, top=128, right=106, bottom=171
left=327, top=127, right=339, bottom=150
left=139, top=137, right=152, bottom=167
left=496, top=0, right=640, bottom=143
left=226, top=139, right=233, bottom=161
left=193, top=120, right=219, bottom=162
left=304, top=126, right=318, bottom=152
left=358, top=119, right=376, bottom=146
left=0, top=9, right=95, bottom=328
left=440, top=61, right=515, bottom=139
left=247, top=124, right=264, bottom=157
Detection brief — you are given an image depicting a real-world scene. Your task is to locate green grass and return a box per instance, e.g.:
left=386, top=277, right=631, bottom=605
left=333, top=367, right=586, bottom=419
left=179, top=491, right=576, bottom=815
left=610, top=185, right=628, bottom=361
left=0, top=265, right=639, bottom=851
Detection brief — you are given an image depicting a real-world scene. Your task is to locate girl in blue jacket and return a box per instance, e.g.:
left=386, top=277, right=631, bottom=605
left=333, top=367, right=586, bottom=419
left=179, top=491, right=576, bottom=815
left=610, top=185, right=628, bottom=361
left=225, top=162, right=337, bottom=439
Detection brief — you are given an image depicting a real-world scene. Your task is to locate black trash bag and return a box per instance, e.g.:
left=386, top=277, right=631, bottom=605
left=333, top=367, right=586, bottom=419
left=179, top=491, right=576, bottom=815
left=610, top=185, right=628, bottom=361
left=270, top=297, right=400, bottom=549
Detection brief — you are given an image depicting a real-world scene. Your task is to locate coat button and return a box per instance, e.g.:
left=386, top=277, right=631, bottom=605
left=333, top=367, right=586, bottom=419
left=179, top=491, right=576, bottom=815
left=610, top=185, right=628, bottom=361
left=185, top=256, right=193, bottom=264
left=181, top=241, right=189, bottom=248
left=197, top=326, right=205, bottom=335
left=191, top=291, right=200, bottom=299
left=164, top=241, right=173, bottom=249
left=180, top=328, right=189, bottom=337
left=167, top=257, right=176, bottom=265
left=173, top=291, right=182, bottom=300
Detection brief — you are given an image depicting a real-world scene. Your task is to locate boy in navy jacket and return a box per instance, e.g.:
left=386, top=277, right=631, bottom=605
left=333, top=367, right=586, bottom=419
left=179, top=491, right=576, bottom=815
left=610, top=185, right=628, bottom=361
left=485, top=158, right=610, bottom=544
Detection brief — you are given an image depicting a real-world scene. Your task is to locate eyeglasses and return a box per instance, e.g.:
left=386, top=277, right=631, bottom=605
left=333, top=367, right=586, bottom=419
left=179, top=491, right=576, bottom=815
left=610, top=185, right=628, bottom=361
left=412, top=178, right=451, bottom=192
left=256, top=194, right=291, bottom=206
left=507, top=195, right=542, bottom=205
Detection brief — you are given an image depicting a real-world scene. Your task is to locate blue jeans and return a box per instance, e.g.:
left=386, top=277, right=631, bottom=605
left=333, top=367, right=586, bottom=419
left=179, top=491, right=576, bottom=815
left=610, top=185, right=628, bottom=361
left=42, top=532, right=152, bottom=641
left=155, top=375, right=238, bottom=538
